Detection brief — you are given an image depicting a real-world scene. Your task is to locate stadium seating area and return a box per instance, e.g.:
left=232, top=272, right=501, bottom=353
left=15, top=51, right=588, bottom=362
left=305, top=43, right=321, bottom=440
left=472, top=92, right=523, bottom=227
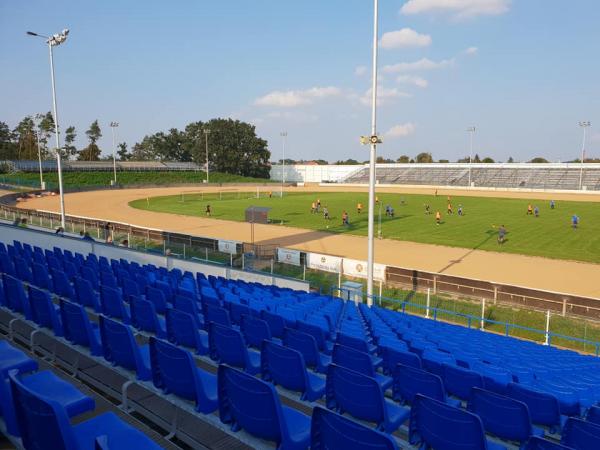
left=341, top=165, right=600, bottom=191
left=2, top=235, right=600, bottom=449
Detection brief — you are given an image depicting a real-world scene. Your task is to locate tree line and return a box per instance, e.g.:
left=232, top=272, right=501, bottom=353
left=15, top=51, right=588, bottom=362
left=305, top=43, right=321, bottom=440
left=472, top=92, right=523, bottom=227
left=1, top=115, right=271, bottom=178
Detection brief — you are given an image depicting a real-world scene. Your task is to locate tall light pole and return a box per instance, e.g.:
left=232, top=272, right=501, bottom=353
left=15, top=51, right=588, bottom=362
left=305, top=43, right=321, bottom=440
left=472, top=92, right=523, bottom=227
left=467, top=126, right=476, bottom=187
left=27, top=29, right=69, bottom=228
left=203, top=129, right=211, bottom=183
left=579, top=121, right=591, bottom=190
left=280, top=131, right=287, bottom=196
left=359, top=0, right=382, bottom=306
left=109, top=122, right=119, bottom=185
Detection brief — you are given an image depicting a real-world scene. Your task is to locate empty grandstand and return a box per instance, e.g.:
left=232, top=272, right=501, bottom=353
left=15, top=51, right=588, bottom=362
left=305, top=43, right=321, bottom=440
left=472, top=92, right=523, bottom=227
left=270, top=163, right=600, bottom=191
left=2, top=160, right=202, bottom=172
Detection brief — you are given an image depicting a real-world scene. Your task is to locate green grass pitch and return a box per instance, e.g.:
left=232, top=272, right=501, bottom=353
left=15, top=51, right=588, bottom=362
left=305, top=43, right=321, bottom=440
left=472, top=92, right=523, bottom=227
left=130, top=191, right=600, bottom=263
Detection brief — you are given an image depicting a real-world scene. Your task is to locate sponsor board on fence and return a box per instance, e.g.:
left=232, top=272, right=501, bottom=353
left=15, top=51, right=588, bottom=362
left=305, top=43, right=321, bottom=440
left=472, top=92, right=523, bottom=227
left=342, top=258, right=386, bottom=281
left=277, top=248, right=301, bottom=266
left=306, top=252, right=342, bottom=273
left=218, top=239, right=239, bottom=254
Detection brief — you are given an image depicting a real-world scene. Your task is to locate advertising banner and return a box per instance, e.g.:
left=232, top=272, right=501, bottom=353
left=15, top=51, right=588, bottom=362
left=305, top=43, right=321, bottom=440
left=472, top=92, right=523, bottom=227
left=218, top=239, right=239, bottom=254
left=306, top=252, right=342, bottom=273
left=277, top=248, right=301, bottom=266
left=342, top=258, right=386, bottom=281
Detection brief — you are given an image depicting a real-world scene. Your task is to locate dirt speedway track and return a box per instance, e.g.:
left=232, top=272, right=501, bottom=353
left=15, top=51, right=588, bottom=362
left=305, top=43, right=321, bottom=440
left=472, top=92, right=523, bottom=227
left=16, top=185, right=600, bottom=299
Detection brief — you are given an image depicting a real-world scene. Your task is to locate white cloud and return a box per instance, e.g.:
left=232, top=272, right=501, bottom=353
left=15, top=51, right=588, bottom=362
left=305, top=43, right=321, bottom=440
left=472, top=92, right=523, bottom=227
left=254, top=86, right=341, bottom=107
left=401, top=0, right=511, bottom=19
left=396, top=75, right=429, bottom=88
left=355, top=65, right=368, bottom=76
left=386, top=123, right=416, bottom=138
left=380, top=28, right=432, bottom=49
left=383, top=57, right=455, bottom=73
left=464, top=46, right=478, bottom=55
left=360, top=87, right=411, bottom=106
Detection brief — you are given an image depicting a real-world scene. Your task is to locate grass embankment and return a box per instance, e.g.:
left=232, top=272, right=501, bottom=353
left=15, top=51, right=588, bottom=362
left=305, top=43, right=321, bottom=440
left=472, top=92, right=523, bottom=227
left=0, top=171, right=272, bottom=189
left=131, top=191, right=600, bottom=263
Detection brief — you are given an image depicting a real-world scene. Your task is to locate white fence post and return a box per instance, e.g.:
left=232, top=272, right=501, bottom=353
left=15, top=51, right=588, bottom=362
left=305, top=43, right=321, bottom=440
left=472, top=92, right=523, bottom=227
left=480, top=298, right=486, bottom=331
left=230, top=253, right=233, bottom=267
left=303, top=263, right=306, bottom=281
left=270, top=259, right=274, bottom=274
left=242, top=253, right=245, bottom=270
left=426, top=288, right=431, bottom=319
left=379, top=280, right=383, bottom=304
left=544, top=310, right=551, bottom=345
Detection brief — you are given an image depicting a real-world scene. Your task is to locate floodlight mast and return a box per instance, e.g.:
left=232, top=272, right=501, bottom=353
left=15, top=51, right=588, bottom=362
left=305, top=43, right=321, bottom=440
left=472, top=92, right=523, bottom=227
left=578, top=121, right=591, bottom=190
left=27, top=28, right=70, bottom=228
left=467, top=126, right=476, bottom=187
left=362, top=0, right=380, bottom=306
left=110, top=122, right=119, bottom=185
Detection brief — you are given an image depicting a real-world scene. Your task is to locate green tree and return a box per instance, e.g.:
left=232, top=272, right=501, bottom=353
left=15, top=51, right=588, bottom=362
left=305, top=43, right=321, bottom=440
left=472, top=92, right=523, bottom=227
left=507, top=156, right=514, bottom=163
left=313, top=159, right=329, bottom=165
left=438, top=159, right=449, bottom=163
left=334, top=158, right=361, bottom=165
left=117, top=142, right=130, bottom=160
left=35, top=112, right=55, bottom=159
left=530, top=157, right=549, bottom=163
left=416, top=152, right=433, bottom=163
left=13, top=116, right=38, bottom=160
left=473, top=153, right=481, bottom=163
left=456, top=156, right=470, bottom=163
left=79, top=120, right=102, bottom=161
left=63, top=126, right=77, bottom=159
left=482, top=157, right=495, bottom=163
left=396, top=155, right=410, bottom=163
left=0, top=121, right=17, bottom=159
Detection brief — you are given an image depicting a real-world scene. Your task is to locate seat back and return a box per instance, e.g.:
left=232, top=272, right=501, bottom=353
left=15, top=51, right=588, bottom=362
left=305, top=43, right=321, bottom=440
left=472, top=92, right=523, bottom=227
left=326, top=364, right=385, bottom=427
left=442, top=363, right=484, bottom=400
left=283, top=327, right=321, bottom=369
left=32, top=262, right=53, bottom=291
left=241, top=315, right=272, bottom=348
left=131, top=297, right=160, bottom=334
left=381, top=345, right=421, bottom=373
left=14, top=257, right=33, bottom=283
left=261, top=340, right=307, bottom=393
left=507, top=383, right=561, bottom=427
left=149, top=337, right=198, bottom=401
left=561, top=418, right=600, bottom=450
left=297, top=321, right=328, bottom=351
left=229, top=302, right=251, bottom=325
left=2, top=274, right=31, bottom=318
left=99, top=316, right=147, bottom=380
left=28, top=286, right=63, bottom=336
left=74, top=276, right=100, bottom=311
left=80, top=265, right=99, bottom=289
left=409, top=394, right=488, bottom=450
left=51, top=269, right=75, bottom=300
left=310, top=406, right=399, bottom=450
left=393, top=364, right=446, bottom=404
left=587, top=405, right=600, bottom=426
left=165, top=308, right=201, bottom=350
left=59, top=299, right=100, bottom=355
left=218, top=365, right=283, bottom=443
left=525, top=436, right=572, bottom=450
left=332, top=344, right=375, bottom=377
left=9, top=371, right=75, bottom=450
left=209, top=322, right=248, bottom=368
left=337, top=333, right=370, bottom=354
left=100, top=286, right=128, bottom=322
left=468, top=387, right=532, bottom=442
left=206, top=305, right=232, bottom=328
left=261, top=311, right=286, bottom=338
left=145, top=286, right=167, bottom=314
left=173, top=295, right=200, bottom=317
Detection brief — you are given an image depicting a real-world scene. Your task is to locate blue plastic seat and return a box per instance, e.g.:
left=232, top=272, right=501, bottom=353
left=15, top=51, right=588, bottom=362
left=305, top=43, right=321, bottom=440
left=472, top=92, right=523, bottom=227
left=393, top=363, right=461, bottom=407
left=409, top=394, right=507, bottom=450
left=74, top=276, right=102, bottom=312
left=310, top=406, right=399, bottom=450
left=422, top=349, right=456, bottom=376
left=9, top=371, right=162, bottom=450
left=283, top=328, right=331, bottom=374
left=264, top=308, right=288, bottom=331
left=51, top=269, right=76, bottom=301
left=229, top=302, right=251, bottom=325
left=468, top=387, right=544, bottom=445
left=525, top=436, right=573, bottom=450
left=297, top=321, right=333, bottom=354
left=442, top=363, right=485, bottom=400
left=32, top=262, right=54, bottom=291
left=326, top=364, right=409, bottom=433
left=149, top=337, right=217, bottom=414
left=208, top=322, right=260, bottom=374
left=241, top=314, right=275, bottom=349
left=337, top=332, right=378, bottom=355
left=507, top=383, right=566, bottom=432
left=101, top=286, right=131, bottom=324
left=14, top=257, right=33, bottom=283
left=205, top=305, right=233, bottom=328
left=261, top=340, right=325, bottom=401
left=332, top=344, right=391, bottom=391
left=99, top=316, right=151, bottom=381
left=80, top=265, right=100, bottom=290
left=131, top=297, right=166, bottom=339
left=561, top=417, right=600, bottom=450
left=145, top=286, right=168, bottom=314
left=59, top=299, right=103, bottom=356
left=28, top=286, right=63, bottom=337
left=380, top=345, right=421, bottom=373
left=165, top=308, right=209, bottom=355
left=218, top=364, right=311, bottom=450
left=2, top=274, right=31, bottom=319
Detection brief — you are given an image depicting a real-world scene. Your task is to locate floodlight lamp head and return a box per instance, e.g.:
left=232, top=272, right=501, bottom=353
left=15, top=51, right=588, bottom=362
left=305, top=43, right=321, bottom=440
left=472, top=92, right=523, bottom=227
left=62, top=29, right=69, bottom=36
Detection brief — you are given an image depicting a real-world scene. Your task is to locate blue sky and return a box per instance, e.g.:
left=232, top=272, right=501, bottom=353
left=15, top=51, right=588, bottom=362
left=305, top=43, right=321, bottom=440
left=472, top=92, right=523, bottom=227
left=1, top=0, right=598, bottom=163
